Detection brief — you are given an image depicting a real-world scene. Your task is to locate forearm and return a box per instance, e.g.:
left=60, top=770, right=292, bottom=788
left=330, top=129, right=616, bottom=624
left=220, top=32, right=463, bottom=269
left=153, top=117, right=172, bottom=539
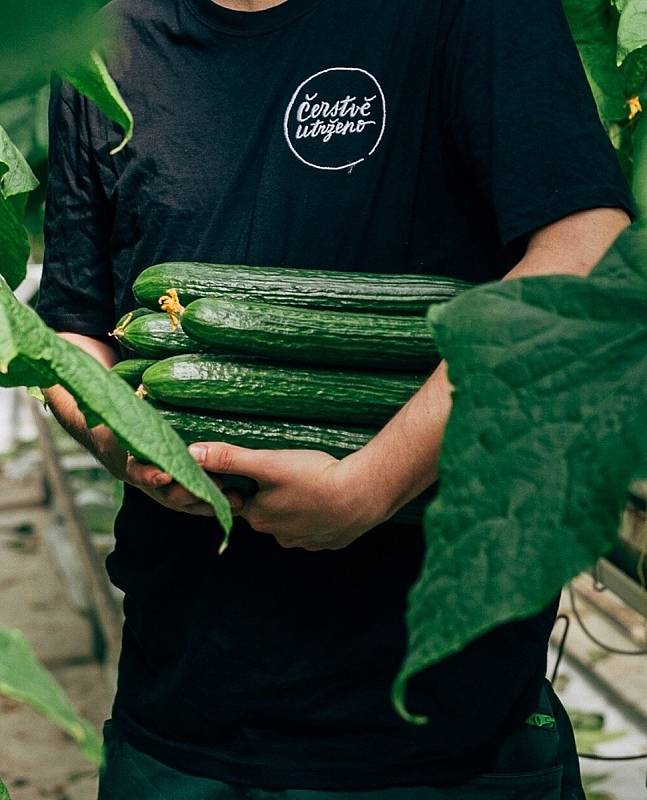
left=43, top=334, right=213, bottom=513
left=43, top=334, right=127, bottom=477
left=347, top=208, right=631, bottom=522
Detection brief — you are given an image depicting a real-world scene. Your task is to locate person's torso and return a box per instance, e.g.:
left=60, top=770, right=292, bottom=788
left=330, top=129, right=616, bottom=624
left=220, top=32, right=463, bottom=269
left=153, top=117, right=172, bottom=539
left=90, top=0, right=514, bottom=322
left=93, top=0, right=553, bottom=787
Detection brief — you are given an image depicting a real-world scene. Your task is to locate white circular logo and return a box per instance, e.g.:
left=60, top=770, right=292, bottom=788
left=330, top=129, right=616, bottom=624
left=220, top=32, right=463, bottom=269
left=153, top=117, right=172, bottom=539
left=283, top=67, right=387, bottom=171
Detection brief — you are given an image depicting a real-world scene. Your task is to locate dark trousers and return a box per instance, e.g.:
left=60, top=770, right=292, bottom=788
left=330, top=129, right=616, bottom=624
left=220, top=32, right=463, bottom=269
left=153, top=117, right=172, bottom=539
left=98, top=682, right=584, bottom=800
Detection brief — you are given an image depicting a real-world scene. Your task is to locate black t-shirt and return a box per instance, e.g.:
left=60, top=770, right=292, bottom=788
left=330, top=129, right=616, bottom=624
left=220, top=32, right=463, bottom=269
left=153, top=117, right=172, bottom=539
left=38, top=0, right=633, bottom=789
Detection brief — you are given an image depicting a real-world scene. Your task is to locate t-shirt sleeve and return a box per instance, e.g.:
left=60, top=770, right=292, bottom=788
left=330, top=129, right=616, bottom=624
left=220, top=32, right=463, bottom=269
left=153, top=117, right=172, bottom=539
left=36, top=77, right=115, bottom=336
left=440, top=0, right=636, bottom=248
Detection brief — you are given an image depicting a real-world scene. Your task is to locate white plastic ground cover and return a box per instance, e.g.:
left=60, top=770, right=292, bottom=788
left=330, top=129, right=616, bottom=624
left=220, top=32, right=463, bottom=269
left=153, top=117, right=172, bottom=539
left=550, top=651, right=647, bottom=799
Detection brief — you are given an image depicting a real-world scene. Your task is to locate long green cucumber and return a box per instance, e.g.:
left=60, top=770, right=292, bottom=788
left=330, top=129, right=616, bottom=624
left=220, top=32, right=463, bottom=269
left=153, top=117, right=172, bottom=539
left=143, top=356, right=422, bottom=426
left=154, top=405, right=429, bottom=525
left=112, top=313, right=201, bottom=358
left=181, top=298, right=438, bottom=371
left=154, top=406, right=376, bottom=458
left=111, top=358, right=156, bottom=388
left=133, top=262, right=471, bottom=314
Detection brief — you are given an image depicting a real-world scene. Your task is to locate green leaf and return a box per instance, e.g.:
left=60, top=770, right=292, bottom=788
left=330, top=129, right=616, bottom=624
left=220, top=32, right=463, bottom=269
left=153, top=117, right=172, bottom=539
left=0, top=124, right=37, bottom=289
left=0, top=6, right=132, bottom=157
left=0, top=87, right=50, bottom=170
left=0, top=777, right=10, bottom=800
left=0, top=194, right=30, bottom=291
left=393, top=223, right=647, bottom=723
left=617, top=0, right=647, bottom=65
left=563, top=0, right=627, bottom=123
left=0, top=628, right=102, bottom=764
left=26, top=385, right=46, bottom=404
left=61, top=51, right=133, bottom=155
left=0, top=278, right=232, bottom=546
left=631, top=114, right=647, bottom=217
left=0, top=125, right=39, bottom=201
left=622, top=44, right=647, bottom=95
left=0, top=1, right=105, bottom=102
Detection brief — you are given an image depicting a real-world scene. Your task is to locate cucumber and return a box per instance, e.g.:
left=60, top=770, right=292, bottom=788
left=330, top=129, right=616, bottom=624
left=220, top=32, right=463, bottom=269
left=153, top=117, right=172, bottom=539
left=112, top=313, right=201, bottom=358
left=143, top=356, right=422, bottom=426
left=154, top=406, right=376, bottom=458
left=112, top=307, right=154, bottom=334
left=154, top=405, right=428, bottom=525
left=181, top=298, right=438, bottom=371
left=111, top=358, right=156, bottom=388
left=133, top=262, right=471, bottom=314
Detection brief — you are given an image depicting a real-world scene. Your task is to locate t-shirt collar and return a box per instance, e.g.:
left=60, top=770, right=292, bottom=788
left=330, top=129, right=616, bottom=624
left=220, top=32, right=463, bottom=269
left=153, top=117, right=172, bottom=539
left=183, top=0, right=323, bottom=36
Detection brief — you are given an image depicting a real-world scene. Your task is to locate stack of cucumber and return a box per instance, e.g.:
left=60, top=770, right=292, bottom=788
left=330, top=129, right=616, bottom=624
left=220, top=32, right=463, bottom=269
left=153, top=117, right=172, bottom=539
left=111, top=262, right=470, bottom=519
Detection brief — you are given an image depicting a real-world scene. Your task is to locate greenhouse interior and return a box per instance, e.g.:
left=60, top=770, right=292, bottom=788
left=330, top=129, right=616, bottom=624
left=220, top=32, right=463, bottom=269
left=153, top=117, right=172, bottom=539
left=1, top=1, right=646, bottom=799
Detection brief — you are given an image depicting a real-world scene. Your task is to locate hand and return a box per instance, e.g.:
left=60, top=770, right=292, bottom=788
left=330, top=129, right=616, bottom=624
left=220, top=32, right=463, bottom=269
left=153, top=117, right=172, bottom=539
left=122, top=455, right=218, bottom=517
left=188, top=442, right=389, bottom=550
left=90, top=425, right=218, bottom=516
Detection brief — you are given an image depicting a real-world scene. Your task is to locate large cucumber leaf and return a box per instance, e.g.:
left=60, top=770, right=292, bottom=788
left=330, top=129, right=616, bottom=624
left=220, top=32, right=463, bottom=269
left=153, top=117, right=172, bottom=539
left=0, top=277, right=232, bottom=546
left=0, top=628, right=101, bottom=765
left=393, top=223, right=647, bottom=723
left=617, top=0, right=647, bottom=65
left=61, top=51, right=133, bottom=155
left=0, top=777, right=10, bottom=800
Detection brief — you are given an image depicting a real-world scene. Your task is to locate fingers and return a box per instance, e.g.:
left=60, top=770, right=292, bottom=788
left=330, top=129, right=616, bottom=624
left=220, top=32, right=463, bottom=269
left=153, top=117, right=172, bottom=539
left=126, top=453, right=224, bottom=494
left=126, top=455, right=201, bottom=510
left=138, top=480, right=243, bottom=518
left=158, top=494, right=215, bottom=517
left=159, top=482, right=202, bottom=508
left=189, top=442, right=275, bottom=482
left=127, top=450, right=243, bottom=517
left=125, top=456, right=172, bottom=489
left=225, top=490, right=245, bottom=515
left=181, top=501, right=216, bottom=517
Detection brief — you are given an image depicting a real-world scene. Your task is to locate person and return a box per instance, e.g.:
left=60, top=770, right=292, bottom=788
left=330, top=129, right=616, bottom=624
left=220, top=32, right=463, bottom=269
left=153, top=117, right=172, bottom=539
left=37, top=0, right=634, bottom=797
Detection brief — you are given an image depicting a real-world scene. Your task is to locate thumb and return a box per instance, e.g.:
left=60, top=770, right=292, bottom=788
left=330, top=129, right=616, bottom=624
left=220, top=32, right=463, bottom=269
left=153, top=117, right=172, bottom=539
left=188, top=442, right=275, bottom=482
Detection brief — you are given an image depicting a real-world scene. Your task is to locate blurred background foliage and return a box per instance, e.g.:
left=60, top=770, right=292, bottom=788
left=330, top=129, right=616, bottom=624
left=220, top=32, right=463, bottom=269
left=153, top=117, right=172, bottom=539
left=563, top=0, right=647, bottom=213
left=0, top=89, right=49, bottom=247
left=0, top=0, right=131, bottom=283
left=0, top=0, right=105, bottom=101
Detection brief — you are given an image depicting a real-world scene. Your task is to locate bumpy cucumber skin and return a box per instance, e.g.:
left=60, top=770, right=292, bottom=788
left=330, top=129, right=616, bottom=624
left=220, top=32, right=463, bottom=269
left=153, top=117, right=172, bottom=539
left=181, top=298, right=439, bottom=371
left=118, top=313, right=202, bottom=358
left=133, top=262, right=471, bottom=314
left=156, top=405, right=428, bottom=528
left=155, top=406, right=375, bottom=459
left=143, top=356, right=422, bottom=426
left=111, top=359, right=156, bottom=388
left=154, top=404, right=427, bottom=525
